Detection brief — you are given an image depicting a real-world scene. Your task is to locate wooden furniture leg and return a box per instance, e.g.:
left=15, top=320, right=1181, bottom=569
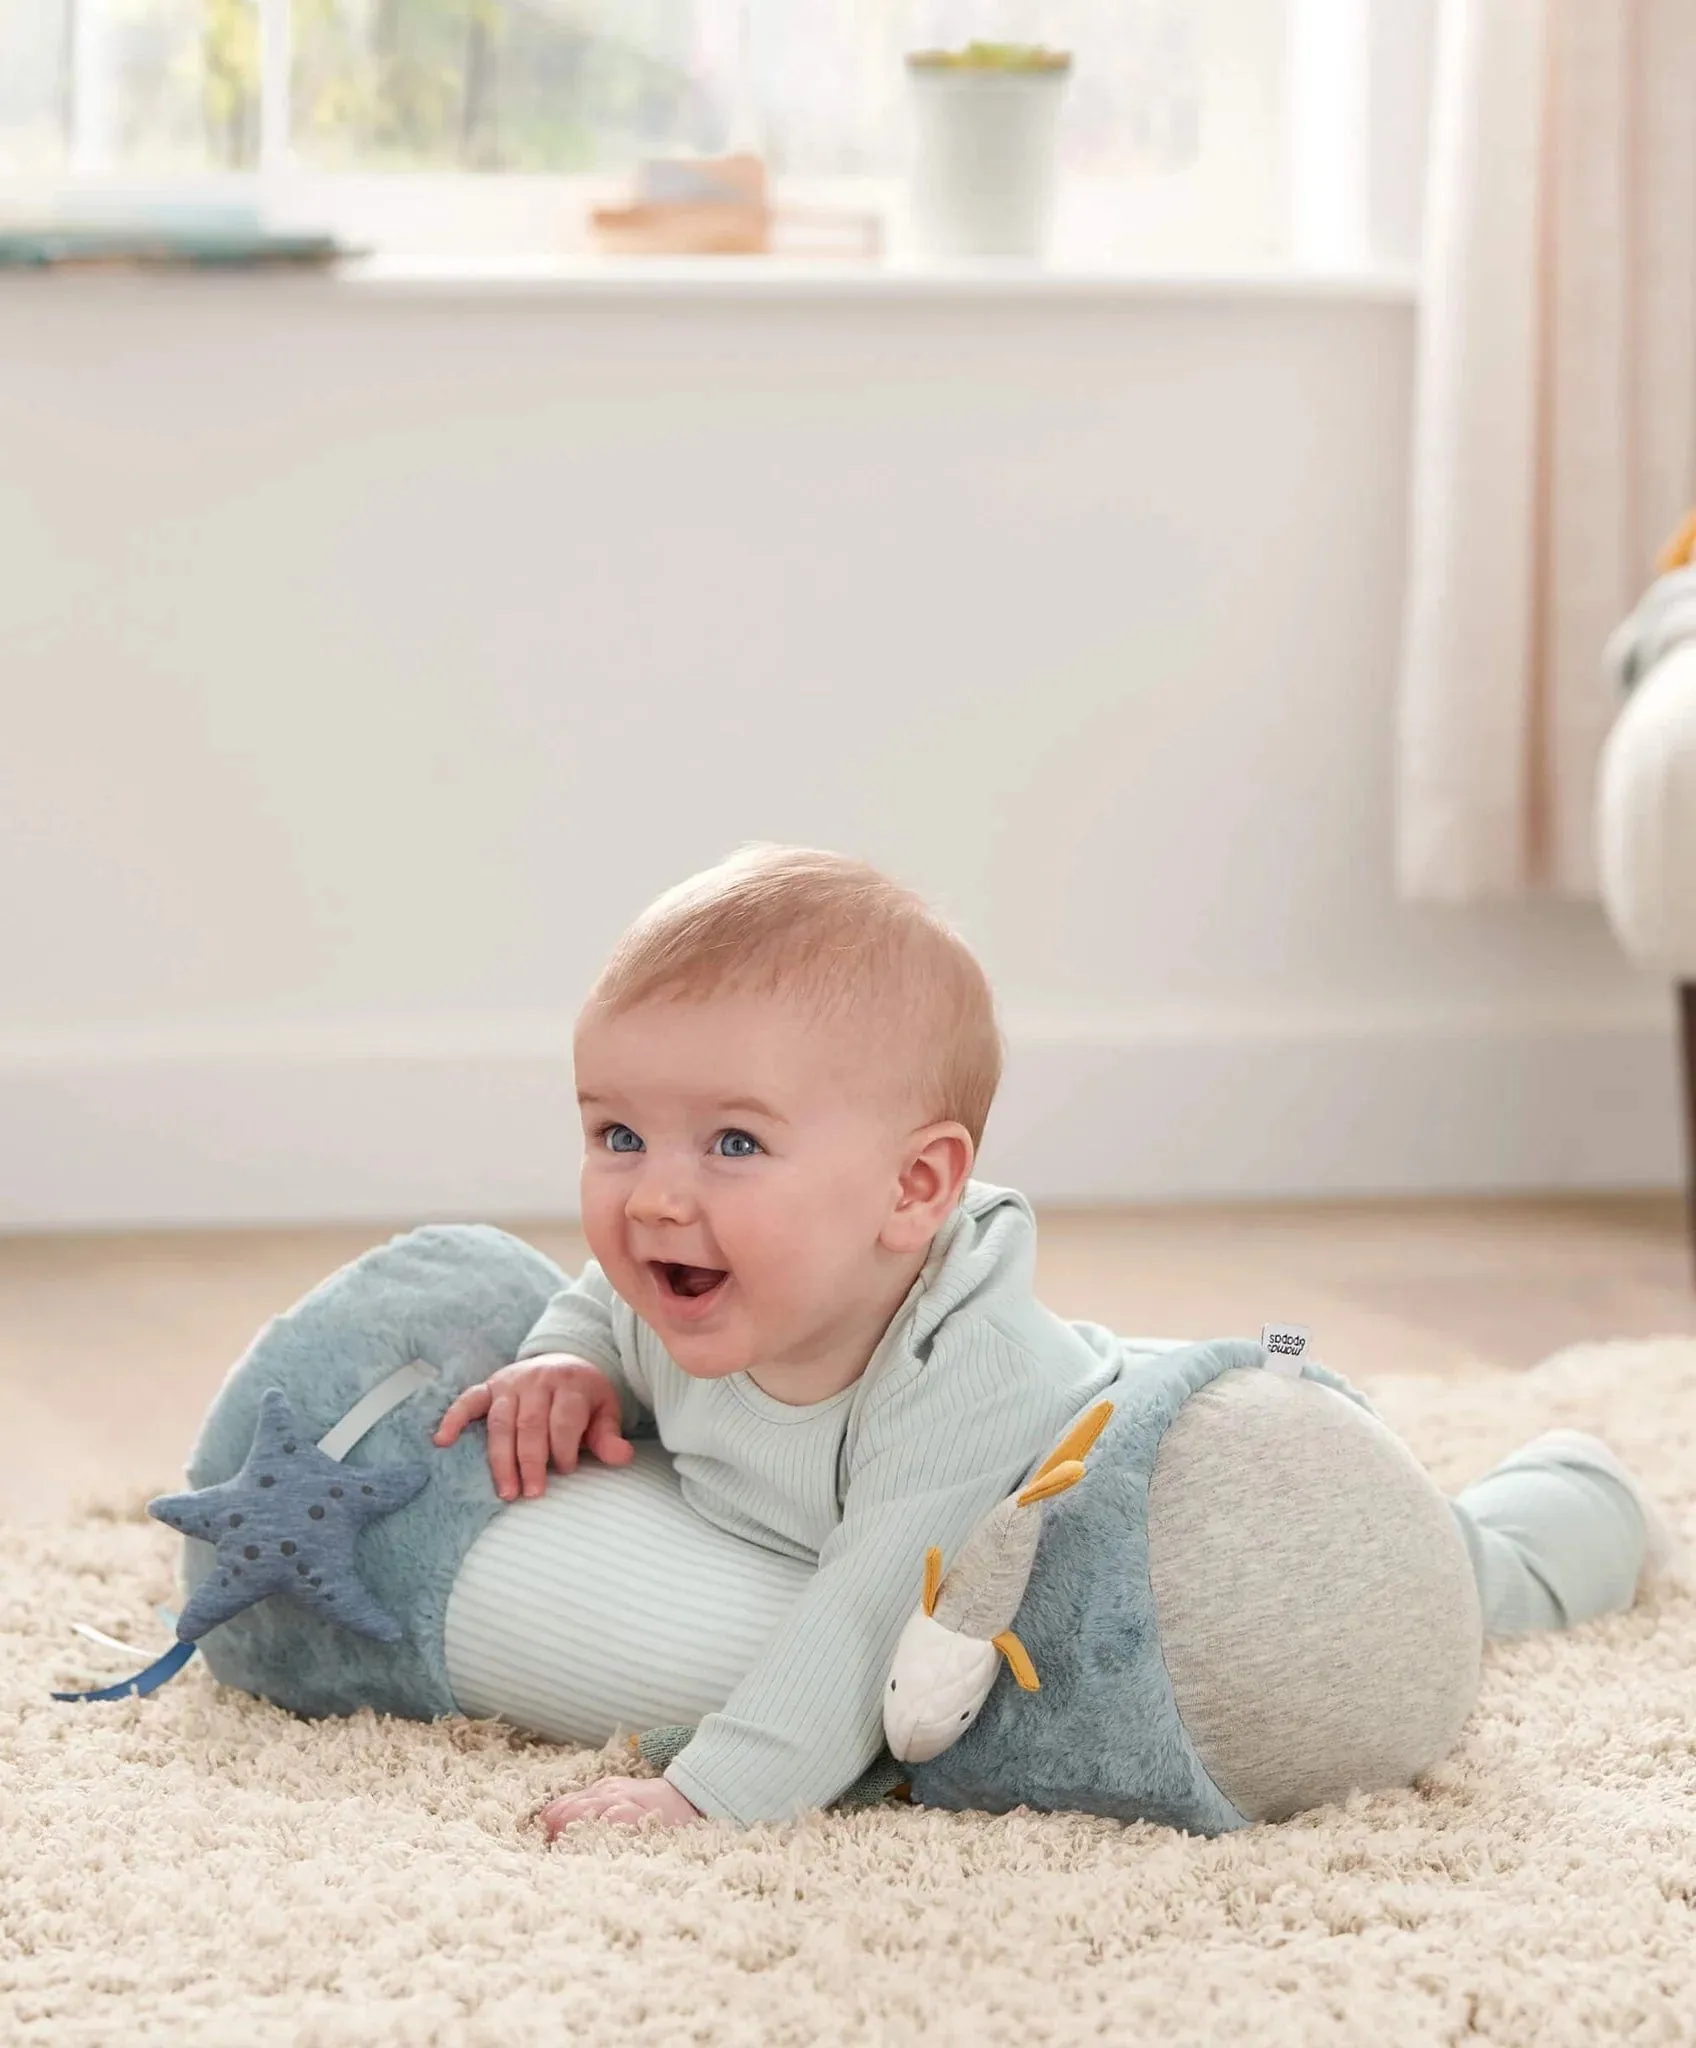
left=1683, top=985, right=1696, bottom=1280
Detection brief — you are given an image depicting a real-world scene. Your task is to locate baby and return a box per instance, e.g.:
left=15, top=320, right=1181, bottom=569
left=434, top=845, right=1672, bottom=1834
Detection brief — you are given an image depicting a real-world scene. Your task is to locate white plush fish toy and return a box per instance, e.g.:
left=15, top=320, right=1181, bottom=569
left=883, top=1400, right=1114, bottom=1764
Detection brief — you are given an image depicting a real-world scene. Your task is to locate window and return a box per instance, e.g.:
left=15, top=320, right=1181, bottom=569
left=0, top=1, right=1429, bottom=269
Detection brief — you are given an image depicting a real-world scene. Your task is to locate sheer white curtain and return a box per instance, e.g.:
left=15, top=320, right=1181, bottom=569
left=1397, top=0, right=1696, bottom=901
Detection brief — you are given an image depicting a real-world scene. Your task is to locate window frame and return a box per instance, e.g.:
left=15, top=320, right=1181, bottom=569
left=39, top=0, right=1433, bottom=277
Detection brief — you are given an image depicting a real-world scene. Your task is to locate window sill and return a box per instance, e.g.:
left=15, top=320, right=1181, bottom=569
left=333, top=253, right=1419, bottom=307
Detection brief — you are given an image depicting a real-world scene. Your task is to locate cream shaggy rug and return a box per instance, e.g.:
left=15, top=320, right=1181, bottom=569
left=4, top=1340, right=1695, bottom=2047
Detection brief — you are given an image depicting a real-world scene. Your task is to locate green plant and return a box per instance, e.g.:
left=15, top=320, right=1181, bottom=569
left=906, top=42, right=1070, bottom=73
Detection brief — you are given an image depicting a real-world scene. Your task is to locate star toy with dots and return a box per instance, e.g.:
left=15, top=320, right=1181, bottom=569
left=53, top=1371, right=433, bottom=1702
left=148, top=1388, right=430, bottom=1643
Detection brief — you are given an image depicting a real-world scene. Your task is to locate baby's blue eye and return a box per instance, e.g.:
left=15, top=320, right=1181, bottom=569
left=602, top=1124, right=644, bottom=1154
left=712, top=1129, right=762, bottom=1159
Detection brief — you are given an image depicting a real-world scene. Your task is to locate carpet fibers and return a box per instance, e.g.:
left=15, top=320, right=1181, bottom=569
left=4, top=1340, right=1695, bottom=2046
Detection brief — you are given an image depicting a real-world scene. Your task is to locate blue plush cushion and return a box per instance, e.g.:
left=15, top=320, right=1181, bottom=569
left=906, top=1337, right=1296, bottom=1835
left=183, top=1225, right=563, bottom=1720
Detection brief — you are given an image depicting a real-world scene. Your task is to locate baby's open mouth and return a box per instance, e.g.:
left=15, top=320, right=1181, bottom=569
left=655, top=1262, right=728, bottom=1301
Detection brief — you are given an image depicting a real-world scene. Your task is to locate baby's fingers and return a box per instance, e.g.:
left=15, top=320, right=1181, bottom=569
left=433, top=1383, right=493, bottom=1447
left=584, top=1409, right=634, bottom=1467
left=539, top=1777, right=642, bottom=1836
left=514, top=1387, right=554, bottom=1498
left=548, top=1391, right=591, bottom=1477
left=485, top=1388, right=521, bottom=1500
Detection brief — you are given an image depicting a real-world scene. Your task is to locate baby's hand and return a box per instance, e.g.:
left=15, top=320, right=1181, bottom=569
left=539, top=1776, right=702, bottom=1836
left=434, top=1354, right=634, bottom=1501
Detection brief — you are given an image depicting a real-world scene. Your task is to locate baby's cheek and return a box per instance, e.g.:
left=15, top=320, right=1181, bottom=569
left=577, top=1178, right=622, bottom=1260
left=580, top=1216, right=643, bottom=1307
left=721, top=1181, right=845, bottom=1316
left=746, top=1234, right=837, bottom=1330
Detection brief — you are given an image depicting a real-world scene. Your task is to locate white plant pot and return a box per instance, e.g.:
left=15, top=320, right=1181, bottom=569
left=907, top=64, right=1069, bottom=260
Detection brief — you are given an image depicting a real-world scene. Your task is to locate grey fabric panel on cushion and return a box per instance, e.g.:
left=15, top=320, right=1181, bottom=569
left=1147, top=1369, right=1482, bottom=1824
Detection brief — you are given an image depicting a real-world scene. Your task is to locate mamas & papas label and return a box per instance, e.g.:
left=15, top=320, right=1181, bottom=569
left=1260, top=1322, right=1312, bottom=1378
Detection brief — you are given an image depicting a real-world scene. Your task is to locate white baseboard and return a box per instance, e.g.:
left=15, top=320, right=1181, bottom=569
left=0, top=1008, right=1682, bottom=1231
left=988, top=1010, right=1682, bottom=1204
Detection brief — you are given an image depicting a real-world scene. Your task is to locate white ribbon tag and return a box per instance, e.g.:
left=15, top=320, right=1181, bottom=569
left=315, top=1359, right=435, bottom=1462
left=1260, top=1322, right=1312, bottom=1378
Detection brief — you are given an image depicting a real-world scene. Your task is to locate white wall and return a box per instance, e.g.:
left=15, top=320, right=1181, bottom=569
left=0, top=271, right=1678, bottom=1227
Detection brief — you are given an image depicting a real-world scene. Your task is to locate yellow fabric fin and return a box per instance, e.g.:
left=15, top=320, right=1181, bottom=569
left=1026, top=1400, right=1113, bottom=1489
left=1658, top=507, right=1696, bottom=574
left=1017, top=1458, right=1086, bottom=1507
left=922, top=1545, right=943, bottom=1618
left=993, top=1630, right=1040, bottom=1691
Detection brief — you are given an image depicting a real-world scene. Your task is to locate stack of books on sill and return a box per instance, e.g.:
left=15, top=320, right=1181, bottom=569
left=0, top=190, right=345, bottom=270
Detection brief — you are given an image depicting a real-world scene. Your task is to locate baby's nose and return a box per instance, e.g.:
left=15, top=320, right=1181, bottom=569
left=624, top=1164, right=696, bottom=1226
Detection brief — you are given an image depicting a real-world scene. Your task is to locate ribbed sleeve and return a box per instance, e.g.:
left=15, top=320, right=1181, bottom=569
left=663, top=1305, right=1116, bottom=1822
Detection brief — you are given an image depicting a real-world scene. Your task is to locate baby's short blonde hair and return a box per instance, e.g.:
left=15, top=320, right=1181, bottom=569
left=586, top=845, right=1003, bottom=1146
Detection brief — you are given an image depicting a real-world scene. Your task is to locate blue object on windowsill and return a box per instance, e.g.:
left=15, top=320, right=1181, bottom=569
left=0, top=228, right=345, bottom=269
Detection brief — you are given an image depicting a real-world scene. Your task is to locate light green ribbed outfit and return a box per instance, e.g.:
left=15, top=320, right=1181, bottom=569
left=1450, top=1447, right=1650, bottom=1637
left=511, top=1184, right=1123, bottom=1824
left=496, top=1181, right=1653, bottom=1824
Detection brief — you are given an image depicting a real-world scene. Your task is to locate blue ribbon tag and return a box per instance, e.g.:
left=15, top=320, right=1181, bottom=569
left=51, top=1638, right=198, bottom=1702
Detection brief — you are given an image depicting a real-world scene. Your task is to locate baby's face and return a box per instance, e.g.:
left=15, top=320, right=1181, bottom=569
left=575, top=991, right=921, bottom=1392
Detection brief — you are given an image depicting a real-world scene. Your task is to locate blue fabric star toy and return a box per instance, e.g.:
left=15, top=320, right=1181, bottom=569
left=150, top=1388, right=430, bottom=1643
left=52, top=1384, right=429, bottom=1701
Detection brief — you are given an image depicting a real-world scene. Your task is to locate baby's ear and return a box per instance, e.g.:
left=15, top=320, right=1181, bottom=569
left=883, top=1124, right=974, bottom=1252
